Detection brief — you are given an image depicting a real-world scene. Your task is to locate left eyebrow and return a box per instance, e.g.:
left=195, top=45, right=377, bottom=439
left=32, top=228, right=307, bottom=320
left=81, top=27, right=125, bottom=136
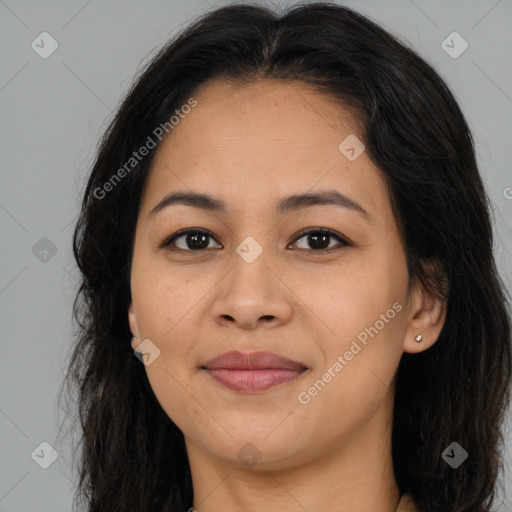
left=149, top=189, right=370, bottom=220
left=276, top=190, right=370, bottom=219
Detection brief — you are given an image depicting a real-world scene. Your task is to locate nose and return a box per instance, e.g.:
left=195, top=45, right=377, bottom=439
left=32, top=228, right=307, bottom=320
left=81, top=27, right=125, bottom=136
left=211, top=250, right=293, bottom=330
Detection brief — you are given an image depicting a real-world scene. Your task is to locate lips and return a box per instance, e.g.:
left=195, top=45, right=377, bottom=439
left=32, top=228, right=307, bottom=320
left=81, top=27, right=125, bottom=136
left=203, top=350, right=307, bottom=371
left=201, top=351, right=308, bottom=393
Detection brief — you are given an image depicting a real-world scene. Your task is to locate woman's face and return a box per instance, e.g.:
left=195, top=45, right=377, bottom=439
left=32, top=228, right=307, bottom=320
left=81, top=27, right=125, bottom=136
left=128, top=79, right=435, bottom=470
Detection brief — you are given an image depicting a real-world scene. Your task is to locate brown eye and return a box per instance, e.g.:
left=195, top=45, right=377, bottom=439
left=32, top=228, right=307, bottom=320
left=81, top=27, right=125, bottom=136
left=289, top=228, right=350, bottom=253
left=161, top=227, right=350, bottom=254
left=162, top=229, right=221, bottom=251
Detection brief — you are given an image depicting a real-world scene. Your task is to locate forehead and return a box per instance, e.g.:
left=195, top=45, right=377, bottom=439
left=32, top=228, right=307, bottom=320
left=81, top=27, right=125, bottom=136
left=140, top=79, right=389, bottom=219
left=166, top=78, right=364, bottom=151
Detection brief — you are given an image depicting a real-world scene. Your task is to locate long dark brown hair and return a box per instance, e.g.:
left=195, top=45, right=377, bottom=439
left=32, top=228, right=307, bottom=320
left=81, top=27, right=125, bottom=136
left=57, top=2, right=512, bottom=511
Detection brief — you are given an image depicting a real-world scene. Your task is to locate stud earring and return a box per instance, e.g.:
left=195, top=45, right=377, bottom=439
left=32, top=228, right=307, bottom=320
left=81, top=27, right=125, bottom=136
left=415, top=334, right=423, bottom=343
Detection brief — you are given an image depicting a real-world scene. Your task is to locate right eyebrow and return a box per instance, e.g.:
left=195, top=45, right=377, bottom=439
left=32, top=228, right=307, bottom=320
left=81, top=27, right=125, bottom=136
left=149, top=191, right=227, bottom=218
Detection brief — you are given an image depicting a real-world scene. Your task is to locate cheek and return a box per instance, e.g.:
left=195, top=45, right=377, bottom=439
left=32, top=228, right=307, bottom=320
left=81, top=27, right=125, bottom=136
left=131, top=259, right=196, bottom=342
left=311, top=255, right=408, bottom=388
left=131, top=270, right=204, bottom=431
left=318, top=256, right=406, bottom=336
left=131, top=261, right=209, bottom=371
left=145, top=365, right=207, bottom=436
left=297, top=307, right=405, bottom=434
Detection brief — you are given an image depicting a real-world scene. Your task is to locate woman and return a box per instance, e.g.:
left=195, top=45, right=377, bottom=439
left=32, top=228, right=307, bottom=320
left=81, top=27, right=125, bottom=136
left=59, top=2, right=512, bottom=511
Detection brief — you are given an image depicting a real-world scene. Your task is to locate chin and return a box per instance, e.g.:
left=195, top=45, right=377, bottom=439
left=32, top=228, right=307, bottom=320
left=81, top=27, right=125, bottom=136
left=186, top=423, right=316, bottom=471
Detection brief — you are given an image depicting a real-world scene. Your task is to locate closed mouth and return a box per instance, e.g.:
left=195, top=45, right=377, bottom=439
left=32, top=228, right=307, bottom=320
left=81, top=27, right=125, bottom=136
left=201, top=351, right=308, bottom=393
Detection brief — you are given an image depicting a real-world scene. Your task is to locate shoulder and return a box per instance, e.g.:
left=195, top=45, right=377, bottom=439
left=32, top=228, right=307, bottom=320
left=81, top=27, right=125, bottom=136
left=396, top=494, right=419, bottom=512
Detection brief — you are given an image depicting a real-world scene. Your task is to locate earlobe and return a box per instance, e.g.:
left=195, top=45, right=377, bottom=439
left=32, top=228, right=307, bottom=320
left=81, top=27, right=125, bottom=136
left=403, top=283, right=447, bottom=354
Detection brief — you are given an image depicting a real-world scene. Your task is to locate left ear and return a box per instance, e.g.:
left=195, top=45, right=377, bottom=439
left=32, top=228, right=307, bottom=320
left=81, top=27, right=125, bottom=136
left=128, top=302, right=142, bottom=351
left=403, top=275, right=448, bottom=354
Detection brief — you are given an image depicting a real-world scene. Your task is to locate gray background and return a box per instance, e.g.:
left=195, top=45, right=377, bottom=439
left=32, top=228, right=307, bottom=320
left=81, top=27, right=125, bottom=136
left=1, top=0, right=511, bottom=510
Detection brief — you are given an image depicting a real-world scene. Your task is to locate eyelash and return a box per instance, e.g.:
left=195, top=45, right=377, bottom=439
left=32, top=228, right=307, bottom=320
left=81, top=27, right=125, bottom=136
left=160, top=227, right=351, bottom=255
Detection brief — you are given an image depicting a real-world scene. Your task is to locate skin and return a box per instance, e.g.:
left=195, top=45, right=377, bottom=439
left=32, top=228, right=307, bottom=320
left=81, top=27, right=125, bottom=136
left=128, top=79, right=447, bottom=512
